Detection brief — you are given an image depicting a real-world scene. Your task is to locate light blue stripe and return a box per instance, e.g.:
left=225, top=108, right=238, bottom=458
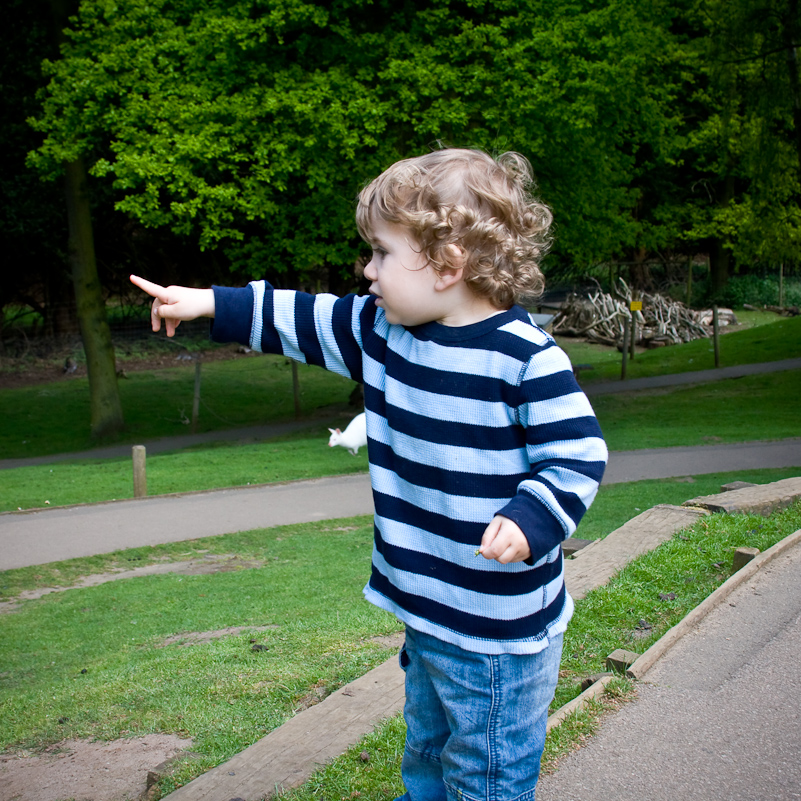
left=363, top=352, right=387, bottom=392
left=383, top=374, right=515, bottom=427
left=350, top=295, right=372, bottom=348
left=370, top=547, right=547, bottom=622
left=387, top=334, right=525, bottom=382
left=248, top=281, right=265, bottom=352
left=375, top=514, right=544, bottom=571
left=499, top=317, right=554, bottom=348
left=538, top=465, right=601, bottom=498
left=362, top=585, right=556, bottom=655
left=528, top=436, right=608, bottom=465
left=273, top=290, right=307, bottom=364
left=311, top=294, right=350, bottom=377
left=522, top=391, right=596, bottom=426
left=371, top=465, right=504, bottom=523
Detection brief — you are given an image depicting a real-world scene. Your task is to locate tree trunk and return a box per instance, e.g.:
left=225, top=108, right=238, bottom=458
left=709, top=173, right=736, bottom=296
left=64, top=157, right=124, bottom=438
left=784, top=0, right=801, bottom=173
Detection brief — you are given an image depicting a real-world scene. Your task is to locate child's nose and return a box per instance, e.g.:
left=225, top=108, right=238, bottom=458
left=363, top=259, right=377, bottom=281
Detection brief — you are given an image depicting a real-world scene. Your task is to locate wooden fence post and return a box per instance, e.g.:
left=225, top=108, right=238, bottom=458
left=292, top=361, right=301, bottom=419
left=191, top=355, right=202, bottom=434
left=132, top=445, right=147, bottom=498
left=621, top=316, right=630, bottom=380
left=713, top=305, right=721, bottom=369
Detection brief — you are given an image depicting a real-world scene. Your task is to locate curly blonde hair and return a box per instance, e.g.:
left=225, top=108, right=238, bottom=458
left=356, top=148, right=552, bottom=308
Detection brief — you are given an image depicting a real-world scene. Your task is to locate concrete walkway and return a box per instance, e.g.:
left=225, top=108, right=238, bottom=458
left=2, top=356, right=799, bottom=572
left=537, top=533, right=801, bottom=801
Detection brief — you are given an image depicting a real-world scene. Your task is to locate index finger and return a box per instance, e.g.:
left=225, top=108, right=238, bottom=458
left=129, top=274, right=168, bottom=301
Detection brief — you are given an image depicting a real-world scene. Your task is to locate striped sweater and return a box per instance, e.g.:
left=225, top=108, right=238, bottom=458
left=212, top=283, right=607, bottom=655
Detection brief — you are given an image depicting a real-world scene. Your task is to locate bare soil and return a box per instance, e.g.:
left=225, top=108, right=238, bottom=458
left=0, top=342, right=254, bottom=391
left=0, top=734, right=193, bottom=801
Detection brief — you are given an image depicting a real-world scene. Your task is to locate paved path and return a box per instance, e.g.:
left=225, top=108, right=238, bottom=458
left=537, top=536, right=801, bottom=801
left=1, top=439, right=799, bottom=571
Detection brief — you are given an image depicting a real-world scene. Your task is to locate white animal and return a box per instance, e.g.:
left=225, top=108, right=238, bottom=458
left=328, top=412, right=367, bottom=456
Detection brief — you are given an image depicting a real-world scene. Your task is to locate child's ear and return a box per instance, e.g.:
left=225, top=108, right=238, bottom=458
left=434, top=244, right=465, bottom=290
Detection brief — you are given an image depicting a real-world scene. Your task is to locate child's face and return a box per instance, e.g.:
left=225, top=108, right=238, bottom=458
left=363, top=221, right=445, bottom=327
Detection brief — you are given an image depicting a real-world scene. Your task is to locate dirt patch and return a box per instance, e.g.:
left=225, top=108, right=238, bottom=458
left=159, top=625, right=278, bottom=647
left=0, top=734, right=193, bottom=801
left=0, top=343, right=254, bottom=391
left=368, top=632, right=405, bottom=650
left=0, top=554, right=265, bottom=613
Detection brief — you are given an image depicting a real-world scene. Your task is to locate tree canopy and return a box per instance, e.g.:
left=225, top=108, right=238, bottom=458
left=20, top=0, right=801, bottom=292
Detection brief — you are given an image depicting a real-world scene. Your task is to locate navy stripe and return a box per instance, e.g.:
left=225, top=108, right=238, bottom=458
left=210, top=286, right=256, bottom=347
left=527, top=456, right=607, bottom=485
left=526, top=416, right=604, bottom=447
left=331, top=294, right=365, bottom=382
left=371, top=441, right=522, bottom=499
left=369, top=567, right=564, bottom=642
left=374, top=492, right=486, bottom=545
left=294, top=293, right=326, bottom=367
left=382, top=402, right=524, bottom=450
left=515, top=369, right=584, bottom=404
left=259, top=290, right=283, bottom=354
left=385, top=348, right=515, bottom=402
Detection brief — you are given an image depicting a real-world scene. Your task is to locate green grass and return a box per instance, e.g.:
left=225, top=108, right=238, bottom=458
left=1, top=466, right=795, bottom=603
left=557, top=313, right=801, bottom=383
left=2, top=315, right=798, bottom=463
left=2, top=370, right=799, bottom=512
left=0, top=353, right=357, bottom=460
left=0, top=429, right=367, bottom=512
left=577, top=466, right=801, bottom=541
left=0, top=517, right=401, bottom=784
left=591, top=371, right=801, bottom=450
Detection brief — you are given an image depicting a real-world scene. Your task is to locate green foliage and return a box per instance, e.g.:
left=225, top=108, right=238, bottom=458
left=681, top=0, right=801, bottom=268
left=27, top=0, right=709, bottom=278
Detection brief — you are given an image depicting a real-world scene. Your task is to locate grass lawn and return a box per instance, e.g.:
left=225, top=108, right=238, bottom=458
left=1, top=307, right=799, bottom=796
left=557, top=311, right=801, bottom=384
left=1, top=315, right=799, bottom=463
left=0, top=353, right=357, bottom=460
left=2, top=492, right=798, bottom=799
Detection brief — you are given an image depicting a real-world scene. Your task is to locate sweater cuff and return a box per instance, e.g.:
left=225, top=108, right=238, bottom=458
left=210, top=285, right=255, bottom=346
left=497, top=494, right=567, bottom=565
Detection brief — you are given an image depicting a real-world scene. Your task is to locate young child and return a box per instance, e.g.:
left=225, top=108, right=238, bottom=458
left=131, top=147, right=607, bottom=801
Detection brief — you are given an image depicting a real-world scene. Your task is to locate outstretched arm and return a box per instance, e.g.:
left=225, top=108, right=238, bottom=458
left=130, top=275, right=215, bottom=337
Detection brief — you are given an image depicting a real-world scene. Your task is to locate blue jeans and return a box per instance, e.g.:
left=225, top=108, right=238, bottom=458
left=395, top=626, right=563, bottom=801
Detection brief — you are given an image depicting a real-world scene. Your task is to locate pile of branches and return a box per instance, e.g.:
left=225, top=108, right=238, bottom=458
left=552, top=279, right=712, bottom=349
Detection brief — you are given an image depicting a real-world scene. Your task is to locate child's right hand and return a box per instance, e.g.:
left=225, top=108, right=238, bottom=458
left=130, top=275, right=216, bottom=337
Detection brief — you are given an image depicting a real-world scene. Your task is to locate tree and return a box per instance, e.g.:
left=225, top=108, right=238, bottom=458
left=28, top=0, right=698, bottom=286
left=47, top=0, right=124, bottom=437
left=682, top=0, right=801, bottom=292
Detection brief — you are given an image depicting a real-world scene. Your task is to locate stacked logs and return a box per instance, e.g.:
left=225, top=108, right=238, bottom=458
left=552, top=280, right=723, bottom=349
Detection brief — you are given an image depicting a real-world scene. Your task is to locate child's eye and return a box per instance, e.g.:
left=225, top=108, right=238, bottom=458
left=372, top=247, right=387, bottom=258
